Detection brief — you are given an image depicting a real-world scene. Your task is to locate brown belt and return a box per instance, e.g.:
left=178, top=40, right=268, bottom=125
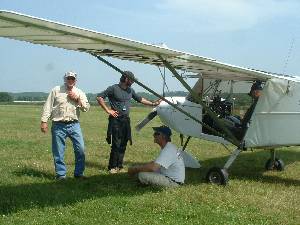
left=54, top=120, right=78, bottom=124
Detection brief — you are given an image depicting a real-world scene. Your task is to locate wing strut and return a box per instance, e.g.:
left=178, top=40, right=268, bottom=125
left=91, top=54, right=224, bottom=138
left=158, top=55, right=240, bottom=146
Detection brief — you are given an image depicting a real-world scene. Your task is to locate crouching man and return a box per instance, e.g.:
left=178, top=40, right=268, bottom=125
left=128, top=126, right=185, bottom=187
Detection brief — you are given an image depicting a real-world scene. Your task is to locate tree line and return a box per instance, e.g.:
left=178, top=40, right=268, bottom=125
left=0, top=91, right=252, bottom=107
left=0, top=91, right=188, bottom=102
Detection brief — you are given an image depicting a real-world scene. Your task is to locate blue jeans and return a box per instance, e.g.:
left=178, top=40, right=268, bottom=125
left=51, top=121, right=85, bottom=177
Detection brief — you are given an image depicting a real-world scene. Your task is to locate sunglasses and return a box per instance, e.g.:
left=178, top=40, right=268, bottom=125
left=67, top=77, right=76, bottom=80
left=153, top=132, right=161, bottom=136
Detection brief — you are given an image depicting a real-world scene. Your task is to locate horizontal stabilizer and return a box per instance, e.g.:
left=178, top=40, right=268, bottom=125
left=179, top=149, right=201, bottom=168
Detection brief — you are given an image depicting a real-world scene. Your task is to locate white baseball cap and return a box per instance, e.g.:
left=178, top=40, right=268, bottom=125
left=64, top=71, right=77, bottom=79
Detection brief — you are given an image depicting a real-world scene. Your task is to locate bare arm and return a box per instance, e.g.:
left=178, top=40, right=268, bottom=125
left=96, top=96, right=119, bottom=117
left=128, top=161, right=160, bottom=176
left=140, top=98, right=162, bottom=107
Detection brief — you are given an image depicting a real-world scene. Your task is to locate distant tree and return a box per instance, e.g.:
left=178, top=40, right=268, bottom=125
left=86, top=93, right=97, bottom=102
left=0, top=92, right=13, bottom=102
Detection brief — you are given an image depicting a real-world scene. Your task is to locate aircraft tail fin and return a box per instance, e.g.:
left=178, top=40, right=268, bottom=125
left=180, top=149, right=201, bottom=168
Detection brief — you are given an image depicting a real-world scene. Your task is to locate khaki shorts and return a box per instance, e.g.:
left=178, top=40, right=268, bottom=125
left=138, top=172, right=181, bottom=187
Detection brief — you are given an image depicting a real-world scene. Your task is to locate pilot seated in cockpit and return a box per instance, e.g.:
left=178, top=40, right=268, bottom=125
left=202, top=81, right=263, bottom=141
left=228, top=81, right=263, bottom=140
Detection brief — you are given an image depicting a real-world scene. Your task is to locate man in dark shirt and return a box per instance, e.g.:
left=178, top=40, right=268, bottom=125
left=97, top=71, right=161, bottom=174
left=241, top=81, right=263, bottom=127
left=233, top=81, right=263, bottom=140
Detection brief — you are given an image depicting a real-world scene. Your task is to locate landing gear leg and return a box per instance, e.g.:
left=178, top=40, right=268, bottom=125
left=182, top=136, right=191, bottom=151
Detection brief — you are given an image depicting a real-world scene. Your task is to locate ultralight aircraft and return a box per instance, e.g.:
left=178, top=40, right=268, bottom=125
left=1, top=10, right=299, bottom=185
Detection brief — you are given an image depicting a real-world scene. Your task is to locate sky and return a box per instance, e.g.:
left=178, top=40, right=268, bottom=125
left=0, top=0, right=300, bottom=93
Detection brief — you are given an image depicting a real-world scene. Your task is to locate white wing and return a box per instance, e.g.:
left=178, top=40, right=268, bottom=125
left=0, top=10, right=297, bottom=82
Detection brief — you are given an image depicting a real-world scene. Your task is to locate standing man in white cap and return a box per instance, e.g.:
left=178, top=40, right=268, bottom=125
left=41, top=71, right=90, bottom=180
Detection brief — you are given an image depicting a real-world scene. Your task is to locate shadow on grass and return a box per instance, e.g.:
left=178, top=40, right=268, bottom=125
left=186, top=148, right=300, bottom=186
left=3, top=149, right=299, bottom=215
left=1, top=170, right=162, bottom=215
left=13, top=168, right=54, bottom=180
left=85, top=161, right=108, bottom=170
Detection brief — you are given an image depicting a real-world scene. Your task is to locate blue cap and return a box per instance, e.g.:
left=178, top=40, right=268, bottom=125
left=152, top=126, right=172, bottom=137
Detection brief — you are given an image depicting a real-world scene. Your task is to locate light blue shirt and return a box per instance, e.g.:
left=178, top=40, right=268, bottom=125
left=155, top=142, right=185, bottom=183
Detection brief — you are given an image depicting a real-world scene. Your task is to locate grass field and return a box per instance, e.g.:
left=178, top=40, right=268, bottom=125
left=0, top=105, right=299, bottom=225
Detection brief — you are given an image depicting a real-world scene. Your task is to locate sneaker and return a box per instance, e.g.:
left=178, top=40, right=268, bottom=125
left=55, top=175, right=66, bottom=181
left=109, top=168, right=118, bottom=174
left=118, top=168, right=126, bottom=173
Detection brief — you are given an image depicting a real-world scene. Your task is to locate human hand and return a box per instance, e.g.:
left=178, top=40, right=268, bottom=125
left=68, top=90, right=79, bottom=101
left=127, top=167, right=137, bottom=176
left=108, top=109, right=119, bottom=118
left=40, top=122, right=48, bottom=133
left=153, top=99, right=162, bottom=106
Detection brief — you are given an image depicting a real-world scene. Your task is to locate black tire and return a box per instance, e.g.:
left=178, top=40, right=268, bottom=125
left=274, top=158, right=285, bottom=171
left=206, top=167, right=229, bottom=185
left=265, top=158, right=285, bottom=171
left=265, top=158, right=274, bottom=170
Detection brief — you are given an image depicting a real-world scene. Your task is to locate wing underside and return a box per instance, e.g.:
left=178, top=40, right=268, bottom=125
left=0, top=10, right=297, bottom=82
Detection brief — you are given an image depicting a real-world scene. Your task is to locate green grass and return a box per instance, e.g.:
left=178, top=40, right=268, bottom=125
left=0, top=105, right=299, bottom=225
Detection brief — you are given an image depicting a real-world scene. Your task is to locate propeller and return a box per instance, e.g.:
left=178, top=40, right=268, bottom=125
left=135, top=109, right=158, bottom=131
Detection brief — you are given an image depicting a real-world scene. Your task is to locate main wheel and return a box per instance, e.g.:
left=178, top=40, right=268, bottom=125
left=206, top=167, right=229, bottom=185
left=265, top=158, right=285, bottom=171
